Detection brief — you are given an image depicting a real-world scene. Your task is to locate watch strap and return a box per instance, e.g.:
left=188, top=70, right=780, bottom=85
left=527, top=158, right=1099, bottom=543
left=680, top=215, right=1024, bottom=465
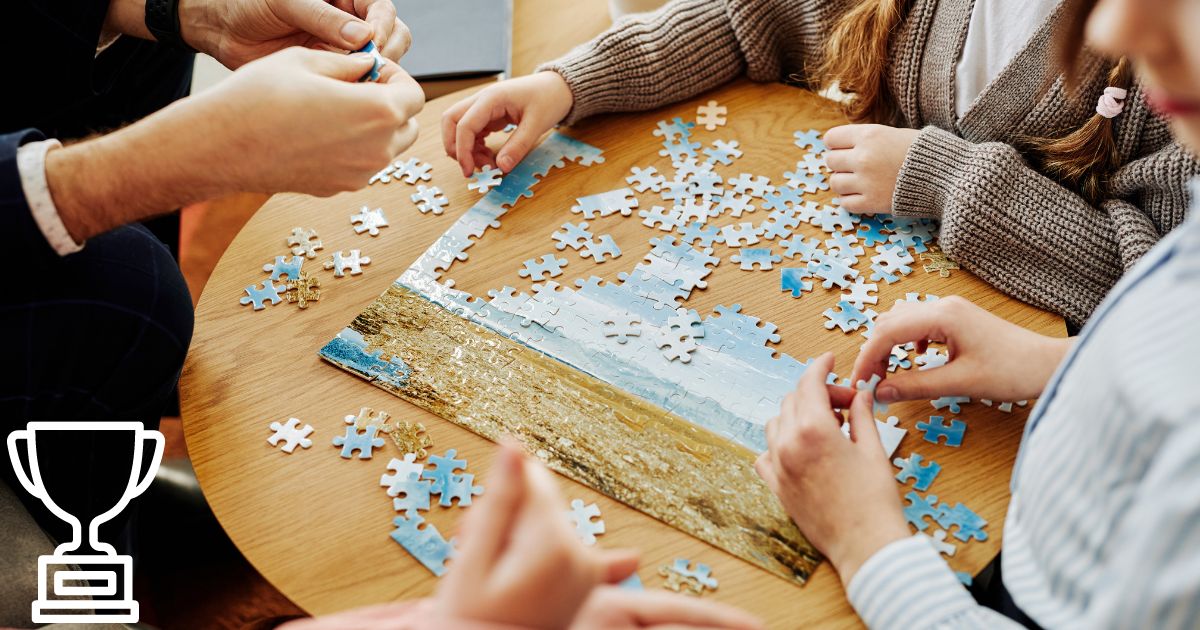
left=145, top=0, right=196, bottom=52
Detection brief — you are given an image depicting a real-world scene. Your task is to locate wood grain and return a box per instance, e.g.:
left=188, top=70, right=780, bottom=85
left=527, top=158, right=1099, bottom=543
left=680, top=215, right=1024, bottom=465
left=181, top=79, right=1065, bottom=629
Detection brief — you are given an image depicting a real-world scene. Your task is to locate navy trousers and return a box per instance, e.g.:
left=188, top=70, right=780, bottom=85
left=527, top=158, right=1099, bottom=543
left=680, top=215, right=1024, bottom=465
left=1, top=224, right=193, bottom=548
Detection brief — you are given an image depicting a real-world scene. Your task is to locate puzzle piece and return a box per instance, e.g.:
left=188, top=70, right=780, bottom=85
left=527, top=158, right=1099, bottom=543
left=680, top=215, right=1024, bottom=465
left=808, top=250, right=860, bottom=289
left=659, top=137, right=702, bottom=163
left=391, top=473, right=433, bottom=514
left=893, top=453, right=941, bottom=492
left=915, top=348, right=949, bottom=370
left=855, top=373, right=889, bottom=414
left=518, top=254, right=568, bottom=281
left=282, top=272, right=321, bottom=309
left=387, top=422, right=433, bottom=459
left=903, top=491, right=940, bottom=532
left=759, top=210, right=801, bottom=240
left=931, top=396, right=970, bottom=414
left=331, top=424, right=386, bottom=459
left=627, top=165, right=666, bottom=193
left=921, top=247, right=960, bottom=277
left=411, top=185, right=449, bottom=216
left=580, top=234, right=621, bottom=262
left=655, top=330, right=699, bottom=363
left=856, top=215, right=892, bottom=247
left=552, top=221, right=593, bottom=251
left=263, top=255, right=304, bottom=282
left=814, top=204, right=857, bottom=233
left=730, top=248, right=782, bottom=271
left=779, top=236, right=822, bottom=261
left=659, top=559, right=718, bottom=596
left=566, top=499, right=606, bottom=545
left=916, top=416, right=966, bottom=447
left=713, top=192, right=754, bottom=218
left=572, top=188, right=639, bottom=219
left=638, top=205, right=683, bottom=231
left=603, top=313, right=641, bottom=344
left=659, top=179, right=692, bottom=203
left=324, top=250, right=371, bottom=277
left=394, top=157, right=433, bottom=184
left=351, top=206, right=390, bottom=235
left=889, top=345, right=912, bottom=372
left=287, top=227, right=323, bottom=258
left=267, top=418, right=313, bottom=453
left=936, top=502, right=989, bottom=542
left=728, top=173, right=774, bottom=198
left=980, top=399, right=1029, bottom=413
left=793, top=129, right=825, bottom=152
left=720, top=222, right=761, bottom=247
left=760, top=186, right=803, bottom=213
left=929, top=529, right=957, bottom=556
left=703, top=139, right=741, bottom=166
left=667, top=307, right=705, bottom=339
left=676, top=198, right=713, bottom=224
left=782, top=169, right=827, bottom=194
left=390, top=513, right=457, bottom=577
left=652, top=117, right=695, bottom=142
left=468, top=166, right=504, bottom=193
left=825, top=231, right=865, bottom=261
left=679, top=222, right=725, bottom=248
left=696, top=100, right=727, bottom=130
left=440, top=473, right=484, bottom=507
left=840, top=277, right=878, bottom=309
left=422, top=449, right=468, bottom=494
left=381, top=453, right=426, bottom=496
left=823, top=300, right=874, bottom=333
left=239, top=282, right=283, bottom=310
left=780, top=267, right=813, bottom=298
left=800, top=152, right=828, bottom=175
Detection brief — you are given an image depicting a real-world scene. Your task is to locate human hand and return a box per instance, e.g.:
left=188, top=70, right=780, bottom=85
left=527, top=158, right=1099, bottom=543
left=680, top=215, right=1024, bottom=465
left=755, top=353, right=910, bottom=587
left=434, top=442, right=640, bottom=629
left=181, top=47, right=423, bottom=197
left=824, top=124, right=920, bottom=214
left=571, top=586, right=763, bottom=630
left=182, top=0, right=413, bottom=69
left=442, top=72, right=575, bottom=177
left=852, top=297, right=1072, bottom=405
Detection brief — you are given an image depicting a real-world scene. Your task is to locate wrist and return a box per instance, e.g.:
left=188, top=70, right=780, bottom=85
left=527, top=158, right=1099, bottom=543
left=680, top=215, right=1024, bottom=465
left=829, top=518, right=911, bottom=589
left=177, top=0, right=220, bottom=55
left=538, top=71, right=576, bottom=126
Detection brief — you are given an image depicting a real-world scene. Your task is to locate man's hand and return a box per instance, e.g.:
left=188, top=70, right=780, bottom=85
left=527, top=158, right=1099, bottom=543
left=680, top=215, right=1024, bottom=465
left=824, top=124, right=919, bottom=215
left=182, top=0, right=413, bottom=68
left=755, top=353, right=911, bottom=588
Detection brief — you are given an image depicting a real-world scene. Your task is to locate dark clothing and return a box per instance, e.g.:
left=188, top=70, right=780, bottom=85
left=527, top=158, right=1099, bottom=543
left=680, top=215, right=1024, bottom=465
left=972, top=555, right=1045, bottom=630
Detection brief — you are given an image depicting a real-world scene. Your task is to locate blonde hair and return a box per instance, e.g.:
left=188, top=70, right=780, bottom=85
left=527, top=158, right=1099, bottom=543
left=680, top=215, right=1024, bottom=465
left=815, top=0, right=1131, bottom=204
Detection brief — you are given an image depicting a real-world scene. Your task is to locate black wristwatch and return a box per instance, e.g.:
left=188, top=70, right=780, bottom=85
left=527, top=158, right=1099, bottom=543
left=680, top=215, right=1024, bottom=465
left=145, top=0, right=196, bottom=52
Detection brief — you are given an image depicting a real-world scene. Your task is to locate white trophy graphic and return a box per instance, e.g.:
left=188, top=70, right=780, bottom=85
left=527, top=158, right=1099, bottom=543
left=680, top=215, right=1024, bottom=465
left=7, top=421, right=163, bottom=623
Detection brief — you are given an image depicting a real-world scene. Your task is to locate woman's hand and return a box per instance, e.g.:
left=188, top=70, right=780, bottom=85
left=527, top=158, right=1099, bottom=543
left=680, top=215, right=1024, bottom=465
left=186, top=47, right=423, bottom=197
left=824, top=124, right=920, bottom=214
left=434, top=442, right=639, bottom=629
left=851, top=297, right=1072, bottom=405
left=571, top=586, right=763, bottom=630
left=182, top=0, right=413, bottom=69
left=755, top=353, right=910, bottom=587
left=442, top=72, right=575, bottom=177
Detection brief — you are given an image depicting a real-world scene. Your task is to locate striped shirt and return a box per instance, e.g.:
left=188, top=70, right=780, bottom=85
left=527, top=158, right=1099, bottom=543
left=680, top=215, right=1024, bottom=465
left=847, top=182, right=1200, bottom=628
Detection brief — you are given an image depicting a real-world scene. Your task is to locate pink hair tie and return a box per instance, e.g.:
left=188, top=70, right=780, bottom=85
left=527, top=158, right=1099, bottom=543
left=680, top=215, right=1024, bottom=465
left=1096, top=86, right=1129, bottom=119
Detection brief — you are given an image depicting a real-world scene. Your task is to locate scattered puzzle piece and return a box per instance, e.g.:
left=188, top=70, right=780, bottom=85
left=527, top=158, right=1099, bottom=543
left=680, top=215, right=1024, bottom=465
left=422, top=449, right=468, bottom=494
left=387, top=421, right=433, bottom=459
left=721, top=222, right=761, bottom=247
left=287, top=227, right=323, bottom=258
left=659, top=559, right=718, bottom=596
left=332, top=423, right=386, bottom=459
left=921, top=246, right=959, bottom=278
left=267, top=418, right=313, bottom=453
left=929, top=529, right=957, bottom=556
left=390, top=513, right=457, bottom=577
left=324, top=250, right=371, bottom=277
left=552, top=221, right=593, bottom=251
left=239, top=282, right=283, bottom=310
left=696, top=100, right=727, bottom=130
left=916, top=416, right=966, bottom=447
left=468, top=166, right=504, bottom=193
left=780, top=267, right=813, bottom=298
left=581, top=234, right=622, bottom=262
left=440, top=473, right=484, bottom=507
left=903, top=491, right=940, bottom=532
left=627, top=166, right=666, bottom=193
left=915, top=348, right=949, bottom=370
left=572, top=188, right=639, bottom=219
left=936, top=502, right=988, bottom=542
left=566, top=499, right=606, bottom=545
left=381, top=454, right=426, bottom=496
left=893, top=453, right=941, bottom=491
left=730, top=248, right=782, bottom=271
left=282, top=272, right=321, bottom=309
left=263, top=255, right=304, bottom=282
left=351, top=206, right=390, bottom=235
left=931, top=396, right=970, bottom=414
left=412, top=185, right=449, bottom=216
left=518, top=254, right=568, bottom=281
left=793, top=129, right=825, bottom=152
left=391, top=473, right=433, bottom=514
left=855, top=373, right=888, bottom=414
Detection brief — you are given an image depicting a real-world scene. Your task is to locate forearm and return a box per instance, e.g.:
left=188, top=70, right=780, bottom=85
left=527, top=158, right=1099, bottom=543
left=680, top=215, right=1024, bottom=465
left=46, top=98, right=230, bottom=243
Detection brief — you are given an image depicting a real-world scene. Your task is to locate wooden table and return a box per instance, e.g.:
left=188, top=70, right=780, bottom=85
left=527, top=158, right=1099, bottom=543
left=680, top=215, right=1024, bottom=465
left=181, top=80, right=1065, bottom=628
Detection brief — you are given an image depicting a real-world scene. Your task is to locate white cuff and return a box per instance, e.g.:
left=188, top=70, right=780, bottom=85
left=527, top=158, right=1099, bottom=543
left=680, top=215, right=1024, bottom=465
left=17, top=139, right=85, bottom=256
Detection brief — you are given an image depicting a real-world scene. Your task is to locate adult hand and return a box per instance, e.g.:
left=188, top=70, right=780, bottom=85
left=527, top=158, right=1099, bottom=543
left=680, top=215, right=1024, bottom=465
left=755, top=353, right=910, bottom=587
left=182, top=0, right=413, bottom=69
left=824, top=124, right=920, bottom=214
left=442, top=72, right=575, bottom=177
left=571, top=587, right=764, bottom=630
left=851, top=297, right=1072, bottom=405
left=189, top=47, right=423, bottom=196
left=433, top=442, right=640, bottom=629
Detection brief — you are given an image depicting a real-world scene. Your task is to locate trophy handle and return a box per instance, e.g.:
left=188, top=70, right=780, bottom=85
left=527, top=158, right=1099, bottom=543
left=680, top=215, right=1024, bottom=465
left=5, top=430, right=43, bottom=500
left=131, top=431, right=165, bottom=497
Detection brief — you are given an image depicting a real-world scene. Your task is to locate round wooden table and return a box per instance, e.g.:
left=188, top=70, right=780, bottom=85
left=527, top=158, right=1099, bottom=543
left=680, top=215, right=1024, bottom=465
left=181, top=80, right=1065, bottom=628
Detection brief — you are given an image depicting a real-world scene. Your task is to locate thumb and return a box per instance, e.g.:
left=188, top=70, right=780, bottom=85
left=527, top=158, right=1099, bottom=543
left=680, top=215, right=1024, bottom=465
left=597, top=549, right=641, bottom=584
left=873, top=367, right=961, bottom=404
left=275, top=0, right=375, bottom=50
left=497, top=121, right=546, bottom=172
left=294, top=48, right=377, bottom=82
left=847, top=391, right=885, bottom=458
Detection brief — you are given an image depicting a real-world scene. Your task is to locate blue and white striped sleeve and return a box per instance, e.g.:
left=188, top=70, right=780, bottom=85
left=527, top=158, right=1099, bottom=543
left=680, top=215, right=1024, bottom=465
left=847, top=534, right=1021, bottom=629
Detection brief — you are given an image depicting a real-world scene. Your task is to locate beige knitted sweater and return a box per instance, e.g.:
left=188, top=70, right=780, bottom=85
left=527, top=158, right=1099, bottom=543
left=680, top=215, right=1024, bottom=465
left=539, top=0, right=1198, bottom=327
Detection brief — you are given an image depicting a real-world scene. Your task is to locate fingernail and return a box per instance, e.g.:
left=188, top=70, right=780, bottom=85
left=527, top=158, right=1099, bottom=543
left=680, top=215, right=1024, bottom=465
left=341, top=21, right=370, bottom=44
left=877, top=386, right=898, bottom=403
left=498, top=154, right=514, bottom=171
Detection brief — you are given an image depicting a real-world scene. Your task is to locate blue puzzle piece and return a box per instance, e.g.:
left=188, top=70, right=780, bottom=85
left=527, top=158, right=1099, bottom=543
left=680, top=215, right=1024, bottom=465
left=664, top=558, right=718, bottom=591
left=780, top=268, right=813, bottom=298
left=793, top=129, right=825, bottom=152
left=893, top=453, right=942, bottom=492
left=652, top=117, right=695, bottom=142
left=679, top=222, right=725, bottom=248
left=730, top=248, right=781, bottom=271
left=855, top=373, right=889, bottom=414
left=779, top=236, right=822, bottom=261
left=392, top=473, right=433, bottom=514
left=331, top=424, right=386, bottom=459
left=856, top=215, right=893, bottom=247
left=916, top=416, right=966, bottom=447
left=956, top=571, right=973, bottom=587
left=823, top=300, right=871, bottom=333
left=903, top=491, right=940, bottom=532
left=239, top=282, right=284, bottom=310
left=761, top=186, right=803, bottom=213
left=659, top=138, right=701, bottom=163
left=439, top=473, right=484, bottom=507
left=390, top=514, right=457, bottom=577
left=518, top=254, right=568, bottom=281
left=263, top=255, right=304, bottom=282
left=422, top=449, right=468, bottom=494
left=931, top=396, right=971, bottom=414
left=619, top=573, right=644, bottom=590
left=355, top=41, right=383, bottom=82
left=936, top=502, right=989, bottom=542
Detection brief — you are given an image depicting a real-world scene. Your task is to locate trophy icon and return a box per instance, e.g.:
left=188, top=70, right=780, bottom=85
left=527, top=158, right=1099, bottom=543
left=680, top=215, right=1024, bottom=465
left=7, top=421, right=163, bottom=623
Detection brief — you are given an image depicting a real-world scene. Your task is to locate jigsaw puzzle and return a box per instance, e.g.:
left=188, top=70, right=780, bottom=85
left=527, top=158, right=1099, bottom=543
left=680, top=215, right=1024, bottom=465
left=780, top=267, right=813, bottom=298
left=282, top=273, right=321, bottom=309
left=566, top=499, right=606, bottom=545
left=518, top=254, right=568, bottom=281
left=412, top=185, right=449, bottom=216
left=324, top=250, right=371, bottom=277
left=263, top=255, right=304, bottom=282
left=572, top=188, right=639, bottom=219
left=468, top=166, right=504, bottom=193
left=893, top=453, right=941, bottom=491
left=916, top=416, right=966, bottom=447
left=239, top=282, right=283, bottom=310
left=331, top=422, right=386, bottom=459
left=266, top=418, right=313, bottom=453
left=351, top=206, right=390, bottom=236
left=696, top=100, right=727, bottom=130
left=287, top=227, right=323, bottom=258
left=659, top=559, right=718, bottom=596
left=731, top=248, right=782, bottom=270
left=390, top=514, right=456, bottom=576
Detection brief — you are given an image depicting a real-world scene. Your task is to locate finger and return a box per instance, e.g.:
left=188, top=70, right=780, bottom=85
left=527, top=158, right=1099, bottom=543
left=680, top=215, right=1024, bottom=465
left=496, top=120, right=546, bottom=173
left=276, top=0, right=374, bottom=50
left=828, top=172, right=861, bottom=194
left=852, top=306, right=947, bottom=389
left=451, top=442, right=527, bottom=576
left=441, top=97, right=474, bottom=160
left=827, top=384, right=857, bottom=410
left=621, top=590, right=764, bottom=629
left=386, top=118, right=421, bottom=160
left=754, top=453, right=780, bottom=494
left=874, top=364, right=965, bottom=404
left=294, top=48, right=377, bottom=82
left=598, top=549, right=641, bottom=584
left=847, top=391, right=885, bottom=459
left=357, top=0, right=399, bottom=50
left=456, top=97, right=499, bottom=176
left=375, top=63, right=426, bottom=118
left=822, top=125, right=860, bottom=150
left=379, top=18, right=413, bottom=60
left=824, top=148, right=854, bottom=173
left=795, top=352, right=836, bottom=415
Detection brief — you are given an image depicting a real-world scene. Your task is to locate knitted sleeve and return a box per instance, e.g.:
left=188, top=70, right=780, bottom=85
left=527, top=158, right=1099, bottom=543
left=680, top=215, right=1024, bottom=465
left=537, top=0, right=852, bottom=124
left=892, top=122, right=1197, bottom=328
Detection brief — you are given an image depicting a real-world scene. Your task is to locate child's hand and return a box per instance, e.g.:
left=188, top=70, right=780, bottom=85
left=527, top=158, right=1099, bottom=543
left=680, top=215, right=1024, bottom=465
left=571, top=586, right=764, bottom=629
left=851, top=297, right=1072, bottom=404
left=755, top=353, right=910, bottom=588
left=824, top=124, right=920, bottom=214
left=441, top=72, right=575, bottom=177
left=434, top=441, right=639, bottom=629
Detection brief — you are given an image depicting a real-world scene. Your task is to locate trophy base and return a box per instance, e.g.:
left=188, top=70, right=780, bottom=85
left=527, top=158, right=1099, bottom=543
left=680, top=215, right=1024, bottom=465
left=33, top=554, right=138, bottom=624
